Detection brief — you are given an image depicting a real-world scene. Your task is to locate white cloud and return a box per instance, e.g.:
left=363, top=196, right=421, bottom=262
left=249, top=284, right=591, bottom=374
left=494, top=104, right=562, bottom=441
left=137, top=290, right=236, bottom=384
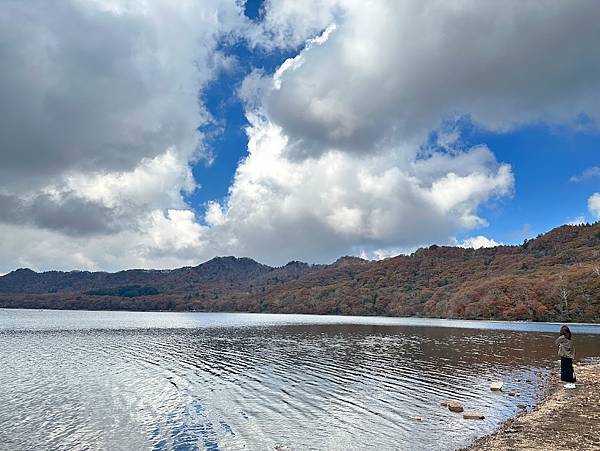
left=147, top=210, right=206, bottom=253
left=193, top=115, right=513, bottom=265
left=65, top=149, right=195, bottom=211
left=247, top=0, right=342, bottom=49
left=210, top=0, right=598, bottom=264
left=589, top=193, right=600, bottom=219
left=571, top=167, right=600, bottom=183
left=459, top=236, right=502, bottom=249
left=0, top=0, right=248, bottom=210
left=1, top=0, right=600, bottom=273
left=0, top=217, right=209, bottom=273
left=359, top=247, right=414, bottom=261
left=0, top=0, right=247, bottom=190
left=257, top=0, right=600, bottom=159
left=0, top=0, right=248, bottom=272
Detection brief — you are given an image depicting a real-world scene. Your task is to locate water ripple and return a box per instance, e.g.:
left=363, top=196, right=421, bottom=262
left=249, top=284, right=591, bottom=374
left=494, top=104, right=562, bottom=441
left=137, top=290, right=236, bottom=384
left=1, top=311, right=600, bottom=450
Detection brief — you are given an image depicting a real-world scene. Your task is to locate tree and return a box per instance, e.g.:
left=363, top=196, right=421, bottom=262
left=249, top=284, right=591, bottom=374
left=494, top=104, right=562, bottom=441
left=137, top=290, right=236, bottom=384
left=559, top=287, right=570, bottom=316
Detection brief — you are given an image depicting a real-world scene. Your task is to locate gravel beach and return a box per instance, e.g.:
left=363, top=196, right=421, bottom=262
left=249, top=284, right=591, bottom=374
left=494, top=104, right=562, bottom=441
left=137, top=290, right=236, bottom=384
left=465, top=363, right=600, bottom=451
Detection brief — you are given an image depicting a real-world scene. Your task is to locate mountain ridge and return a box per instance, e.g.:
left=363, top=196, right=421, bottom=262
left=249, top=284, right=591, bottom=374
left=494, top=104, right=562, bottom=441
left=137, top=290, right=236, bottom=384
left=1, top=222, right=599, bottom=322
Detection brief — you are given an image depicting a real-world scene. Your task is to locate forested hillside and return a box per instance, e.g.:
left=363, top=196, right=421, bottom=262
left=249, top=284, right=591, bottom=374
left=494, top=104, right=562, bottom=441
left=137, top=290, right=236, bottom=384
left=1, top=223, right=599, bottom=322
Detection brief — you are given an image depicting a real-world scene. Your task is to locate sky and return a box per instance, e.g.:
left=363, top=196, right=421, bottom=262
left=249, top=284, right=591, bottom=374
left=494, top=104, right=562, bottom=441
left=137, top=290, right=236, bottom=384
left=0, top=0, right=599, bottom=273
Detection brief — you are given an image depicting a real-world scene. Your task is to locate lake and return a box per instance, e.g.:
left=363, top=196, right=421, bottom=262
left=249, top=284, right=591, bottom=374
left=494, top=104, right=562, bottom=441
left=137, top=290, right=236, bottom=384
left=1, top=309, right=599, bottom=450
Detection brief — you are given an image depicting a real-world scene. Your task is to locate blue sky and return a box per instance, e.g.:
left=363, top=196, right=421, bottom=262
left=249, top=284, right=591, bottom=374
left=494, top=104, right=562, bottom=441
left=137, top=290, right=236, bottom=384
left=190, top=33, right=298, bottom=211
left=0, top=0, right=599, bottom=272
left=465, top=126, right=599, bottom=243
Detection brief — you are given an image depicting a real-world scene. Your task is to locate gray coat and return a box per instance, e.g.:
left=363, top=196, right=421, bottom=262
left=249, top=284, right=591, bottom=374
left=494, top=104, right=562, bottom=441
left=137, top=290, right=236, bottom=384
left=556, top=335, right=575, bottom=359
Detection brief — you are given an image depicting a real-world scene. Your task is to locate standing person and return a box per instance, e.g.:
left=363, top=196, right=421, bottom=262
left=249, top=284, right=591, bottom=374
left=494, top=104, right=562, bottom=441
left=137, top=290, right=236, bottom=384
left=556, top=325, right=576, bottom=383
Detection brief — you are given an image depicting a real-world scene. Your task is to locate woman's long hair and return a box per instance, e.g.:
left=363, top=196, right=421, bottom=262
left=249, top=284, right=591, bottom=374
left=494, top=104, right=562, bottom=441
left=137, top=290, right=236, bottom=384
left=560, top=325, right=572, bottom=339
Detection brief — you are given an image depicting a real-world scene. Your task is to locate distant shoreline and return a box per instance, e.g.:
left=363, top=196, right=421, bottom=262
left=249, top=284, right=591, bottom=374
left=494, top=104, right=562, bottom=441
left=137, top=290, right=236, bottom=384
left=2, top=308, right=600, bottom=333
left=464, top=362, right=600, bottom=450
left=1, top=305, right=599, bottom=323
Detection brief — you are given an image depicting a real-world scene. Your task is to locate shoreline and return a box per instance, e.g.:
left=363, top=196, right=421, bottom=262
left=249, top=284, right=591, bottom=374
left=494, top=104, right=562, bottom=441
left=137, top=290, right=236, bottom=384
left=1, top=307, right=599, bottom=327
left=463, top=361, right=600, bottom=451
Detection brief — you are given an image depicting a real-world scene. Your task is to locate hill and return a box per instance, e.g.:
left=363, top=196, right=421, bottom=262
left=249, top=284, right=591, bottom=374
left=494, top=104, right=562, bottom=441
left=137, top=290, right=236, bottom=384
left=1, top=223, right=599, bottom=321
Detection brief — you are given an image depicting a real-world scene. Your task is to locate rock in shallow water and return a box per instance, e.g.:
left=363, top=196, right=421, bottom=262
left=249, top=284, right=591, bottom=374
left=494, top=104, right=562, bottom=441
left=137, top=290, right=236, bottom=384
left=463, top=412, right=485, bottom=420
left=448, top=401, right=464, bottom=412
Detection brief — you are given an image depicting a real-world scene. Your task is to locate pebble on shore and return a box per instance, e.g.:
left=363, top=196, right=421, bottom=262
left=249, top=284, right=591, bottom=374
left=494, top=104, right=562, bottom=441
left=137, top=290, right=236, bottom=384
left=464, top=363, right=600, bottom=451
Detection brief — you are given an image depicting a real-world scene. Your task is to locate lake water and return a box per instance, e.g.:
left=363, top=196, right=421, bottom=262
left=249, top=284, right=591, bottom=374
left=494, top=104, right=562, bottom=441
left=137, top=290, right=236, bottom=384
left=1, top=309, right=599, bottom=450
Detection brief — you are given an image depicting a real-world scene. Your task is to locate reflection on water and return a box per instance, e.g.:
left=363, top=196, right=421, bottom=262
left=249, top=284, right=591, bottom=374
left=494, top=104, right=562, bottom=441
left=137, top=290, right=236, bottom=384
left=0, top=310, right=599, bottom=450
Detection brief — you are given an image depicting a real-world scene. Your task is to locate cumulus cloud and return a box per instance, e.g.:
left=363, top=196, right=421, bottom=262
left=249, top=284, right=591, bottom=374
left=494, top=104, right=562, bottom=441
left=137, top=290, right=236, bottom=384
left=0, top=216, right=208, bottom=273
left=0, top=0, right=247, bottom=272
left=589, top=193, right=600, bottom=219
left=0, top=0, right=247, bottom=190
left=1, top=0, right=599, bottom=272
left=0, top=192, right=117, bottom=236
left=193, top=115, right=513, bottom=264
left=0, top=0, right=249, bottom=238
left=246, top=0, right=342, bottom=49
left=207, top=0, right=599, bottom=264
left=459, top=236, right=502, bottom=249
left=64, top=149, right=195, bottom=212
left=255, top=0, right=600, bottom=159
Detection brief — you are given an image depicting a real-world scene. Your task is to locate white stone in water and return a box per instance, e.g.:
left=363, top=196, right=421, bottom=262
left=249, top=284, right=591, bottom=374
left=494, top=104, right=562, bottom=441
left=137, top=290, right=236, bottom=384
left=490, top=381, right=504, bottom=391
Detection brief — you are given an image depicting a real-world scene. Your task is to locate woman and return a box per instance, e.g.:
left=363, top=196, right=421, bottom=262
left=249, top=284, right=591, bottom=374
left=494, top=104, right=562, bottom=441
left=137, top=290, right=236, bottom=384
left=556, top=325, right=576, bottom=383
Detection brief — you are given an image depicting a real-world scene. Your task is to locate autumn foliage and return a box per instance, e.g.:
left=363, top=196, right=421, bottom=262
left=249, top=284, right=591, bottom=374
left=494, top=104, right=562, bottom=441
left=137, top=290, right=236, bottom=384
left=1, top=223, right=599, bottom=322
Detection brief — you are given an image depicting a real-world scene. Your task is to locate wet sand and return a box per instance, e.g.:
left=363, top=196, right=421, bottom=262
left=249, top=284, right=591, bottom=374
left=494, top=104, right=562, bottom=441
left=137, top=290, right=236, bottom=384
left=465, top=362, right=600, bottom=451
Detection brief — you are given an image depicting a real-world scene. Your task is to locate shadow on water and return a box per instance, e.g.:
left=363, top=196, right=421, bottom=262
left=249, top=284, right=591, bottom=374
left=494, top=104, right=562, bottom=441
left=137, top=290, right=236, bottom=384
left=0, top=310, right=599, bottom=450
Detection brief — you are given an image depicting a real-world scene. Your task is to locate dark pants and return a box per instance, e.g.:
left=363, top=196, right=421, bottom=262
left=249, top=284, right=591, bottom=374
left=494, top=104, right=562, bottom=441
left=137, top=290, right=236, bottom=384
left=561, top=357, right=576, bottom=383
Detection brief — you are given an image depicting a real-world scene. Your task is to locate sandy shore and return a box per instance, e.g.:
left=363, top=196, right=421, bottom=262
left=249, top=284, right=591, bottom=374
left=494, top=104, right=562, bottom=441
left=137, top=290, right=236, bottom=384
left=464, top=362, right=600, bottom=451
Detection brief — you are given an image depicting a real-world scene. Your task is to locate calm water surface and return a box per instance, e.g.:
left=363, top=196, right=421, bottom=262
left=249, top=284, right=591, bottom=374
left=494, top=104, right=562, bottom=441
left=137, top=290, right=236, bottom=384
left=1, top=309, right=599, bottom=450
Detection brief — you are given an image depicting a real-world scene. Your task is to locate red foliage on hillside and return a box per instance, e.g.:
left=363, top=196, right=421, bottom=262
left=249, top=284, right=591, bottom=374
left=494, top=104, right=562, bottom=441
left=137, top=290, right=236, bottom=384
left=1, top=223, right=599, bottom=322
